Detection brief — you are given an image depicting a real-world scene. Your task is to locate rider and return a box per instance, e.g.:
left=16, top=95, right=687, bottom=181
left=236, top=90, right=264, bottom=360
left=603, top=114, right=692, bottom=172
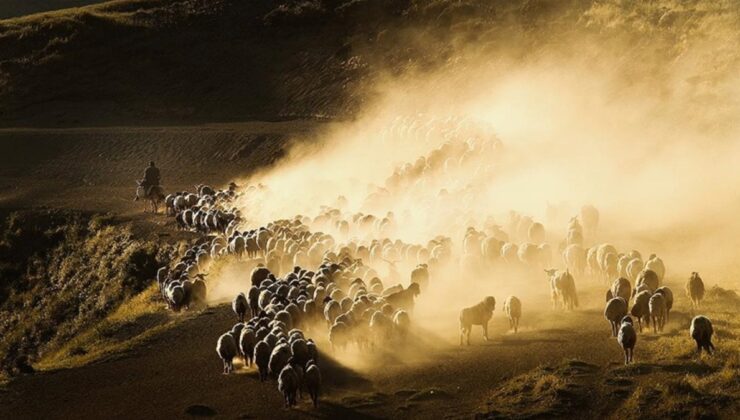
left=139, top=161, right=161, bottom=196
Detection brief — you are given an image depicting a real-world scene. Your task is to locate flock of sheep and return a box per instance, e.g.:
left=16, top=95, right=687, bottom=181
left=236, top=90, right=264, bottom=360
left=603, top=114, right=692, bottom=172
left=149, top=116, right=719, bottom=409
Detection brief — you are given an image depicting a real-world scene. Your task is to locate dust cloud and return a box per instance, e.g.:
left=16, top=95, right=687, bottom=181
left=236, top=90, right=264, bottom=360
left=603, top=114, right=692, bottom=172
left=210, top=6, right=740, bottom=349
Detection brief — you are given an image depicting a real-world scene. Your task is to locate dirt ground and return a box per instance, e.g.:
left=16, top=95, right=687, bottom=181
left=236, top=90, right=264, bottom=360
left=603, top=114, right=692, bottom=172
left=0, top=124, right=738, bottom=419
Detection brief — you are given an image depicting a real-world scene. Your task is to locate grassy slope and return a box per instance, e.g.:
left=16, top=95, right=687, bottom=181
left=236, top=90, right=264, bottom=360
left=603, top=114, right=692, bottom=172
left=0, top=0, right=736, bottom=127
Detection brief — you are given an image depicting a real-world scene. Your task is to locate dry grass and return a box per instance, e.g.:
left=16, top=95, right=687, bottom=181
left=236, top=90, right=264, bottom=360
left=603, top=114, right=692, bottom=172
left=35, top=284, right=175, bottom=371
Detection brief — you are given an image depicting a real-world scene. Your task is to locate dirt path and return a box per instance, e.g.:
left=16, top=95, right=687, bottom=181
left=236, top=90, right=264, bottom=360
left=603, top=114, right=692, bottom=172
left=0, top=300, right=633, bottom=419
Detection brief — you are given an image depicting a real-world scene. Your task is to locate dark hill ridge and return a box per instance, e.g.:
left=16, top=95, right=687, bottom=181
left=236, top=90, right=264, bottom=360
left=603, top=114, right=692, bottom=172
left=0, top=1, right=106, bottom=20
left=0, top=0, right=737, bottom=128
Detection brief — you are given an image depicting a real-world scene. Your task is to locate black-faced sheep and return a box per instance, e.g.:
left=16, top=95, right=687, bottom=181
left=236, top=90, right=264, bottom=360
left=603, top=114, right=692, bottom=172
left=690, top=316, right=715, bottom=355
left=617, top=315, right=637, bottom=364
left=460, top=296, right=496, bottom=345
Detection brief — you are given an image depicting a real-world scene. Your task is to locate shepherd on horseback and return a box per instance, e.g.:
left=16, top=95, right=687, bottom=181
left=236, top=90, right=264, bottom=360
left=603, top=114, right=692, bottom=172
left=135, top=161, right=165, bottom=213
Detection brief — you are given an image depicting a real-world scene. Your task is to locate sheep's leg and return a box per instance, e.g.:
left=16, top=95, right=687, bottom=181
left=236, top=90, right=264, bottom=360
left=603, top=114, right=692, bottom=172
left=624, top=349, right=628, bottom=365
left=483, top=323, right=489, bottom=341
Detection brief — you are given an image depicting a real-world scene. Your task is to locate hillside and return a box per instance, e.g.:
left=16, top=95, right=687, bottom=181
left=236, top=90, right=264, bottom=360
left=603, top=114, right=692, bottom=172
left=1, top=0, right=737, bottom=127
left=0, top=1, right=106, bottom=19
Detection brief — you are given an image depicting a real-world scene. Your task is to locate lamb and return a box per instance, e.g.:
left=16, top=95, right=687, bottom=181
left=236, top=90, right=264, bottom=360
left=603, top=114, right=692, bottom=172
left=385, top=282, right=421, bottom=313
left=459, top=296, right=496, bottom=345
left=304, top=360, right=322, bottom=408
left=617, top=316, right=637, bottom=364
left=690, top=316, right=715, bottom=355
left=232, top=292, right=249, bottom=322
left=630, top=290, right=651, bottom=332
left=216, top=332, right=238, bottom=374
left=277, top=364, right=299, bottom=408
left=239, top=328, right=257, bottom=367
left=654, top=286, right=673, bottom=321
left=254, top=340, right=271, bottom=381
left=686, top=272, right=705, bottom=309
left=604, top=297, right=628, bottom=337
left=648, top=293, right=667, bottom=333
left=503, top=296, right=522, bottom=333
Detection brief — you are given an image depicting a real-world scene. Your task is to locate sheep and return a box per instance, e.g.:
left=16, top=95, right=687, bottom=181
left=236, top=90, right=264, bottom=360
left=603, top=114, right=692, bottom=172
left=630, top=290, right=651, bottom=332
left=306, top=339, right=318, bottom=362
left=393, top=310, right=411, bottom=341
left=232, top=292, right=249, bottom=322
left=304, top=360, right=322, bottom=408
left=269, top=343, right=292, bottom=378
left=690, top=316, right=715, bottom=355
left=254, top=340, right=271, bottom=382
left=369, top=311, right=393, bottom=346
left=648, top=293, right=667, bottom=333
left=329, top=321, right=351, bottom=351
left=604, top=297, right=628, bottom=337
left=544, top=269, right=578, bottom=310
left=610, top=277, right=631, bottom=302
left=277, top=364, right=299, bottom=408
left=563, top=244, right=586, bottom=277
left=239, top=328, right=257, bottom=367
left=636, top=269, right=659, bottom=294
left=216, top=332, right=238, bottom=374
left=385, top=282, right=421, bottom=313
left=645, top=254, right=665, bottom=283
left=503, top=296, right=522, bottom=333
left=654, top=286, right=674, bottom=322
left=459, top=296, right=496, bottom=345
left=323, top=299, right=342, bottom=328
left=410, top=264, right=430, bottom=291
left=686, top=272, right=705, bottom=309
left=626, top=258, right=643, bottom=282
left=290, top=339, right=310, bottom=367
left=617, top=315, right=637, bottom=364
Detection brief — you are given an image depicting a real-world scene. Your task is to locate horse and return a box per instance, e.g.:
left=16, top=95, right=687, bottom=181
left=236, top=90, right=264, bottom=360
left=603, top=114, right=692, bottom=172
left=135, top=182, right=165, bottom=213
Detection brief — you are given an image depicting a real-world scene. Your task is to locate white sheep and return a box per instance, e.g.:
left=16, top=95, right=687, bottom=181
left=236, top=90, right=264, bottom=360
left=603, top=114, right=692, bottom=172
left=503, top=296, right=522, bottom=333
left=459, top=296, right=496, bottom=345
left=686, top=272, right=705, bottom=309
